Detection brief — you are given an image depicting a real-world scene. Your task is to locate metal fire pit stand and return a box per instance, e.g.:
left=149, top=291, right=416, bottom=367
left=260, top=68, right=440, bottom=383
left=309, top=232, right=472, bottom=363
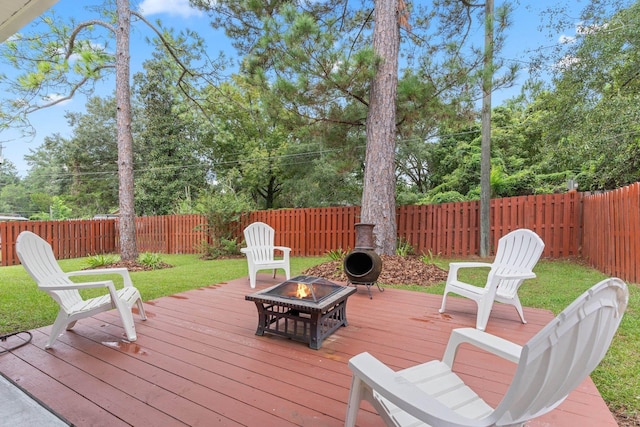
left=347, top=280, right=384, bottom=299
left=245, top=284, right=356, bottom=350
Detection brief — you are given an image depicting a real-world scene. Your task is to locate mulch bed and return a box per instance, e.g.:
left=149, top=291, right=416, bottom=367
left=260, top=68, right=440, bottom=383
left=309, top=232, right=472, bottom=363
left=97, top=255, right=449, bottom=286
left=614, top=410, right=640, bottom=427
left=88, top=260, right=173, bottom=272
left=302, top=255, right=448, bottom=286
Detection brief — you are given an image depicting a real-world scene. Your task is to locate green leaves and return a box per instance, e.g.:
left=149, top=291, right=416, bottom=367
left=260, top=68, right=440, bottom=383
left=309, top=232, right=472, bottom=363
left=530, top=1, right=640, bottom=191
left=16, top=72, right=45, bottom=90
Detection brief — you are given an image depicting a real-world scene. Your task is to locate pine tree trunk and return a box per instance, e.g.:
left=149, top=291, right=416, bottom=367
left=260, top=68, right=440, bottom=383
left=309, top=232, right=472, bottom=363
left=480, top=0, right=494, bottom=257
left=115, top=0, right=138, bottom=261
left=361, top=0, right=399, bottom=255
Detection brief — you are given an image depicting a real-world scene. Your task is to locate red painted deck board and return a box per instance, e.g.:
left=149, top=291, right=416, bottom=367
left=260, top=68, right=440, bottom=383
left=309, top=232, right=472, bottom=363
left=0, top=273, right=617, bottom=426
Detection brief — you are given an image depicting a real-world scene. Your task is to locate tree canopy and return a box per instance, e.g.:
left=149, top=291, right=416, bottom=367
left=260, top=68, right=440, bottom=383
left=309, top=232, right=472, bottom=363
left=0, top=0, right=639, bottom=239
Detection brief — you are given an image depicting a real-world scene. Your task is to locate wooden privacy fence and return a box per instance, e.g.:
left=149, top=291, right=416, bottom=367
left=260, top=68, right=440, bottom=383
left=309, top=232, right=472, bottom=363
left=0, top=193, right=581, bottom=266
left=121, top=215, right=209, bottom=254
left=239, top=192, right=582, bottom=259
left=0, top=219, right=118, bottom=265
left=582, top=182, right=640, bottom=283
left=396, top=193, right=581, bottom=259
left=2, top=188, right=637, bottom=283
left=0, top=215, right=209, bottom=266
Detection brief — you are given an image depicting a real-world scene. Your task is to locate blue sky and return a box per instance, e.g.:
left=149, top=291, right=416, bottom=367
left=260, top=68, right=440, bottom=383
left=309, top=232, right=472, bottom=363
left=1, top=0, right=584, bottom=175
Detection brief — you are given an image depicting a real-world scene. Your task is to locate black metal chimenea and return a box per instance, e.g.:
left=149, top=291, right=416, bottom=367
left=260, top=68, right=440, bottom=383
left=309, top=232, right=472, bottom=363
left=343, top=223, right=384, bottom=298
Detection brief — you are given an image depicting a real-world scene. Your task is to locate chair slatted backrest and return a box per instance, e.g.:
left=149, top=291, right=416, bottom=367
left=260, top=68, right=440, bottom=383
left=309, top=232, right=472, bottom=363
left=243, top=222, right=276, bottom=263
left=16, top=231, right=83, bottom=312
left=494, top=278, right=628, bottom=425
left=492, top=229, right=545, bottom=297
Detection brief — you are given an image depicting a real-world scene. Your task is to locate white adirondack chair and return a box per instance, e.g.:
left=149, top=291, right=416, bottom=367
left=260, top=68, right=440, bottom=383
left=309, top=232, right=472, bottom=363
left=241, top=222, right=291, bottom=289
left=16, top=231, right=147, bottom=349
left=439, top=228, right=545, bottom=330
left=346, top=277, right=628, bottom=427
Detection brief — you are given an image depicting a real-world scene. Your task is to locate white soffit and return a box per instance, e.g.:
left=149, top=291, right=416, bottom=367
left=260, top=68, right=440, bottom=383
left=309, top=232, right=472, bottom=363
left=0, top=0, right=60, bottom=43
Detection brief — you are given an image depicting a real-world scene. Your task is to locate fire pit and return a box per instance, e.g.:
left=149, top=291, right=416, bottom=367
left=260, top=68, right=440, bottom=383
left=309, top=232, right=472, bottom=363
left=245, top=275, right=356, bottom=349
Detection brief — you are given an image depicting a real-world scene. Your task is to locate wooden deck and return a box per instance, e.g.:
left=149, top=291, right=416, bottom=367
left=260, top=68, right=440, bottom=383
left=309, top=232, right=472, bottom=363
left=0, top=274, right=617, bottom=426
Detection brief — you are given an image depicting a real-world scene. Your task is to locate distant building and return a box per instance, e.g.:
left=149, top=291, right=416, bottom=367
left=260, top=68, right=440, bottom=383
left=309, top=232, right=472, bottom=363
left=0, top=215, right=28, bottom=221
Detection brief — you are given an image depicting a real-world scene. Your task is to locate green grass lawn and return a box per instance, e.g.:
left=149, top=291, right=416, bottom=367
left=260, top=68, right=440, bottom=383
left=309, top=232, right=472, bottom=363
left=1, top=255, right=637, bottom=420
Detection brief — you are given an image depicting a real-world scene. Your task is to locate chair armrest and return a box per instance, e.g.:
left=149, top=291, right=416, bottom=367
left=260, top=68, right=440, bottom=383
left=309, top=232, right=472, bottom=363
left=447, top=262, right=492, bottom=281
left=449, top=262, right=493, bottom=269
left=349, top=352, right=482, bottom=427
left=66, top=268, right=134, bottom=287
left=39, top=280, right=115, bottom=291
left=240, top=247, right=255, bottom=259
left=242, top=246, right=290, bottom=260
left=442, top=328, right=522, bottom=367
left=243, top=245, right=290, bottom=253
left=274, top=246, right=291, bottom=261
left=493, top=271, right=536, bottom=281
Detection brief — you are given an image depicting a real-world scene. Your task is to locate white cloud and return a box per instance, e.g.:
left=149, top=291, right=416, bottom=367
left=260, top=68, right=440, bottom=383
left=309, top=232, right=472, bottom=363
left=54, top=41, right=108, bottom=63
left=558, top=35, right=575, bottom=44
left=576, top=22, right=609, bottom=36
left=43, top=93, right=71, bottom=105
left=554, top=55, right=580, bottom=71
left=558, top=21, right=610, bottom=46
left=138, top=0, right=203, bottom=18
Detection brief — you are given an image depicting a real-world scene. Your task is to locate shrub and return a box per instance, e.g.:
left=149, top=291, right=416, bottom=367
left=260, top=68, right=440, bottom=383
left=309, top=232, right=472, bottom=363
left=420, top=190, right=466, bottom=204
left=326, top=248, right=348, bottom=261
left=138, top=252, right=164, bottom=270
left=86, top=253, right=119, bottom=268
left=195, top=181, right=255, bottom=259
left=420, top=249, right=438, bottom=264
left=396, top=237, right=414, bottom=256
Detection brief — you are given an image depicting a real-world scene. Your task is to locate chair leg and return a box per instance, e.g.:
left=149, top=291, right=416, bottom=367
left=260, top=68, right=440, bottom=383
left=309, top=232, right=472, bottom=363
left=439, top=290, right=449, bottom=313
left=511, top=296, right=527, bottom=324
left=117, top=306, right=137, bottom=341
left=66, top=320, right=77, bottom=330
left=111, top=293, right=138, bottom=341
left=46, top=311, right=70, bottom=349
left=475, top=299, right=493, bottom=331
left=249, top=269, right=257, bottom=289
left=345, top=375, right=364, bottom=427
left=136, top=299, right=147, bottom=321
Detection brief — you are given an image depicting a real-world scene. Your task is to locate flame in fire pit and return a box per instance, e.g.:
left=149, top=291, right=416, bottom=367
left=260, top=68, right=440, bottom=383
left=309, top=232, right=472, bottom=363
left=295, top=283, right=311, bottom=298
left=260, top=276, right=343, bottom=302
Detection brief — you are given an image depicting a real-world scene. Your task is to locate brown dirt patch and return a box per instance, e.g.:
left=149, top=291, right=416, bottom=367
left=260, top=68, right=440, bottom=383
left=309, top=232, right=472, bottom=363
left=613, top=408, right=640, bottom=427
left=302, top=255, right=448, bottom=286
